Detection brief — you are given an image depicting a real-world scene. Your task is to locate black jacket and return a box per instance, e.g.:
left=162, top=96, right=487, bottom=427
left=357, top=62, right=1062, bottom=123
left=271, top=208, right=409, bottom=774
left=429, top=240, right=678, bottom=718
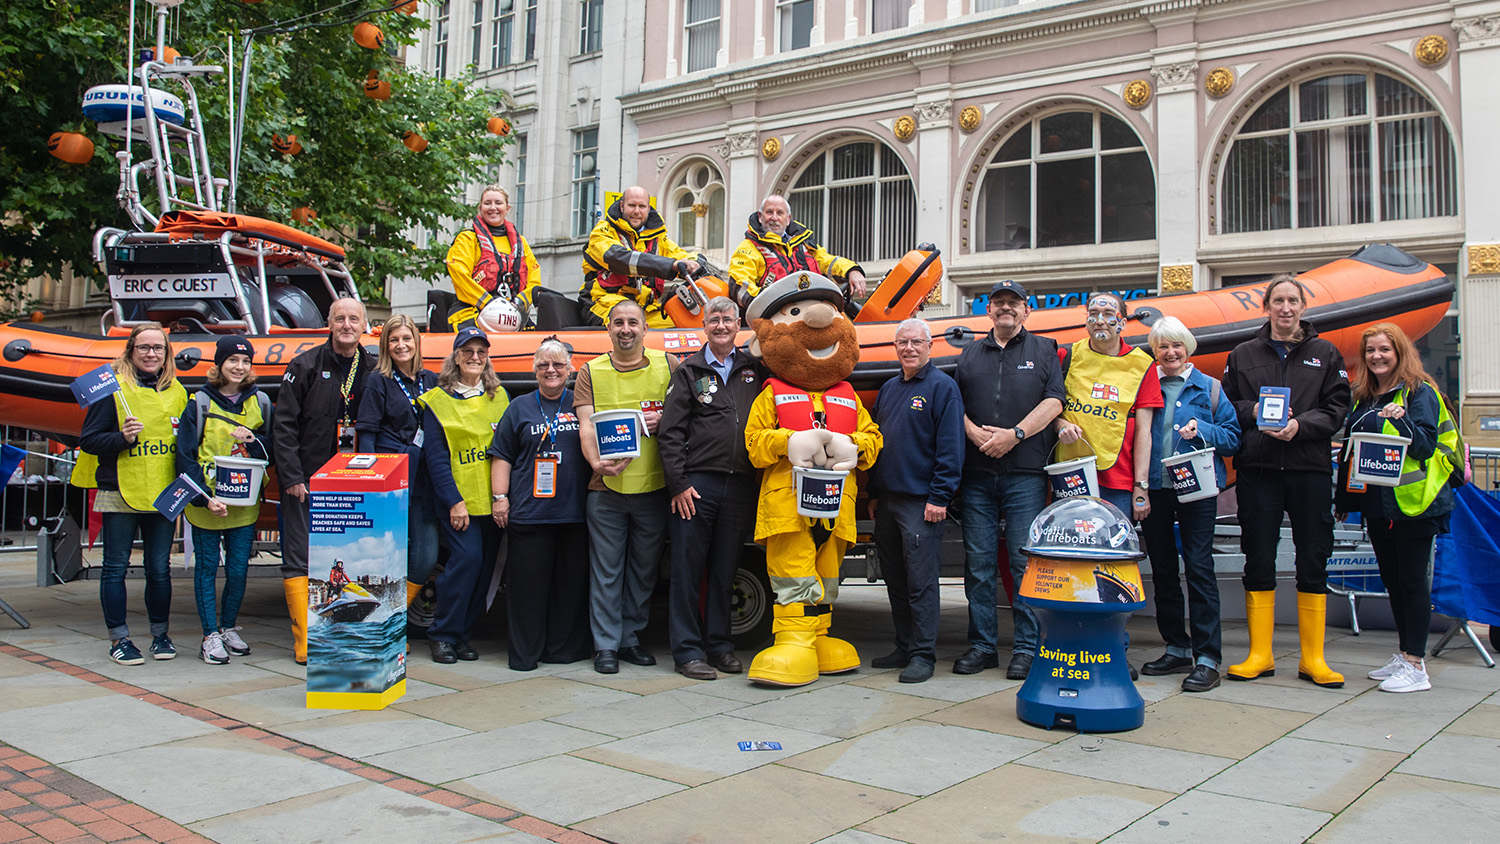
left=356, top=367, right=438, bottom=512
left=658, top=345, right=765, bottom=496
left=271, top=340, right=374, bottom=489
left=1222, top=321, right=1350, bottom=473
left=1334, top=382, right=1454, bottom=529
left=953, top=327, right=1065, bottom=475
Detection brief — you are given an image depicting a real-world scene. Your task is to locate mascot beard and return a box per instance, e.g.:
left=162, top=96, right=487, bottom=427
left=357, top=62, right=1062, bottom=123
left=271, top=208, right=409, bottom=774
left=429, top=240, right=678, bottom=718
left=750, top=315, right=859, bottom=392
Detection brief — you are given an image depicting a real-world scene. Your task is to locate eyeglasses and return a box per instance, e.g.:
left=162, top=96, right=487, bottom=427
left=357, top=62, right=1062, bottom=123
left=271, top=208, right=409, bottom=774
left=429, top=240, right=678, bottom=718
left=535, top=362, right=568, bottom=371
left=893, top=339, right=929, bottom=349
left=134, top=345, right=166, bottom=354
left=459, top=348, right=490, bottom=359
left=705, top=317, right=739, bottom=327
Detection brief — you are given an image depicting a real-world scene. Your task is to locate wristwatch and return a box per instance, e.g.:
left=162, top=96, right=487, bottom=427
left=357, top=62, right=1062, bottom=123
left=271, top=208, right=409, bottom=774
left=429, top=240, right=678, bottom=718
left=492, top=493, right=508, bottom=502
left=1013, top=426, right=1026, bottom=441
left=1133, top=481, right=1148, bottom=490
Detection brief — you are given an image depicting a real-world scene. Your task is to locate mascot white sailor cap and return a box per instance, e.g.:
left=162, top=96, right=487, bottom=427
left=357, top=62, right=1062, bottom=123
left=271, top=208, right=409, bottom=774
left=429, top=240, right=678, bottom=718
left=744, top=272, right=845, bottom=323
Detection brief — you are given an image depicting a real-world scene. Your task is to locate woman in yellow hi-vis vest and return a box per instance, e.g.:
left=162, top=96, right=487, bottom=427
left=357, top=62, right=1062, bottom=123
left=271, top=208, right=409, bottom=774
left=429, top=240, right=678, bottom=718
left=419, top=327, right=511, bottom=663
left=76, top=323, right=188, bottom=666
left=175, top=336, right=274, bottom=665
left=1336, top=324, right=1458, bottom=694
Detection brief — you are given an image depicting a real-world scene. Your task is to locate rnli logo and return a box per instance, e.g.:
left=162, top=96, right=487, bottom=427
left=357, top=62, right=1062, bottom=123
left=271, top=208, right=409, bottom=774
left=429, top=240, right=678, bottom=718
left=825, top=483, right=840, bottom=496
left=170, top=416, right=180, bottom=434
left=1064, top=474, right=1085, bottom=490
left=1091, top=383, right=1119, bottom=402
left=1172, top=465, right=1193, bottom=483
left=910, top=396, right=926, bottom=411
left=558, top=412, right=578, bottom=424
left=1303, top=358, right=1322, bottom=368
left=614, top=423, right=631, bottom=435
left=229, top=471, right=247, bottom=485
left=1017, top=361, right=1035, bottom=370
left=797, top=275, right=810, bottom=290
left=1074, top=518, right=1104, bottom=534
left=1385, top=448, right=1402, bottom=462
left=640, top=400, right=663, bottom=413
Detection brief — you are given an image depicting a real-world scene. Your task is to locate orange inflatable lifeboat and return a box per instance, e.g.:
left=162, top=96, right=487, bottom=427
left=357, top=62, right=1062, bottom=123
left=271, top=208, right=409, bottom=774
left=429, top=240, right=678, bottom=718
left=0, top=244, right=1453, bottom=439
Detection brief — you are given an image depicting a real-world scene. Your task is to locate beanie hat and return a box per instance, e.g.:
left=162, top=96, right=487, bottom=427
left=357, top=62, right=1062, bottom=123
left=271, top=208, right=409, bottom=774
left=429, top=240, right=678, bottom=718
left=214, top=335, right=255, bottom=368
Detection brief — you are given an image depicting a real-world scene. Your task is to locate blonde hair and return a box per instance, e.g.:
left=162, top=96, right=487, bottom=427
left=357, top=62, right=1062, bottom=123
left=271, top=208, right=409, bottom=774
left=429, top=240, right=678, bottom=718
left=438, top=342, right=502, bottom=398
left=480, top=185, right=510, bottom=206
left=532, top=338, right=572, bottom=369
left=112, top=322, right=176, bottom=390
left=376, top=314, right=424, bottom=378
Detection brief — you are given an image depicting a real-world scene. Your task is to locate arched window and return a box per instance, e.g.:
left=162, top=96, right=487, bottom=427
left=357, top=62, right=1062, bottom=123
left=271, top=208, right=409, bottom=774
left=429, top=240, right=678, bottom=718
left=976, top=108, right=1155, bottom=251
left=1221, top=71, right=1457, bottom=233
left=669, top=160, right=726, bottom=252
left=789, top=140, right=915, bottom=262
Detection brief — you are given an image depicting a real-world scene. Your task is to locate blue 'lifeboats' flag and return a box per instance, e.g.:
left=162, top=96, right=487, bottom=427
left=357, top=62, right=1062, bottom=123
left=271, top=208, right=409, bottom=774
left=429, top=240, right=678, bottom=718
left=70, top=365, right=121, bottom=408
left=153, top=473, right=209, bottom=521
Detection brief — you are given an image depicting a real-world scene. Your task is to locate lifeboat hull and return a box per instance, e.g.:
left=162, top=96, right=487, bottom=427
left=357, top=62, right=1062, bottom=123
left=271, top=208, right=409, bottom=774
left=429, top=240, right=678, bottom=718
left=0, top=245, right=1453, bottom=439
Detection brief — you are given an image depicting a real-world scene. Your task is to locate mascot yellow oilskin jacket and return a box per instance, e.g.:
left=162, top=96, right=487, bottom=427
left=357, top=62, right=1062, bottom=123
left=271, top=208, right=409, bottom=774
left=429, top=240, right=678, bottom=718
left=743, top=272, right=881, bottom=687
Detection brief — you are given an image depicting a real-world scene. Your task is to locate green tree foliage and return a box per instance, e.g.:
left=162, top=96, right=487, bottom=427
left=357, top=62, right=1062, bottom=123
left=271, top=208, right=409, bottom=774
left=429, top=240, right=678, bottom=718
left=1, top=0, right=510, bottom=309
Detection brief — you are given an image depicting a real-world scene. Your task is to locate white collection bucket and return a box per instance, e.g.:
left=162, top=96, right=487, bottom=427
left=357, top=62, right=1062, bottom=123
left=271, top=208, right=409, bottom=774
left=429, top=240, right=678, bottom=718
left=592, top=409, right=646, bottom=460
left=1347, top=431, right=1411, bottom=488
left=1046, top=438, right=1099, bottom=500
left=212, top=454, right=268, bottom=506
left=1162, top=447, right=1218, bottom=503
left=793, top=466, right=848, bottom=519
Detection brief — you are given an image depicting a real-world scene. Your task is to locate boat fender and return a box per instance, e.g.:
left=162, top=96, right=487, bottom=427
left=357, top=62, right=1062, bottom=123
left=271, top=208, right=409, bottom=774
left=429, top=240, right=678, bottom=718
left=1131, top=305, right=1163, bottom=328
left=3, top=339, right=32, bottom=362
left=175, top=346, right=202, bottom=371
left=942, top=324, right=977, bottom=349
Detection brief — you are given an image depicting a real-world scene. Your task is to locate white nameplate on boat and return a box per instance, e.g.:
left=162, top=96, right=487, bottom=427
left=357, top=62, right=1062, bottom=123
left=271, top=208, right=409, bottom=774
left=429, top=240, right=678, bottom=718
left=109, top=273, right=238, bottom=299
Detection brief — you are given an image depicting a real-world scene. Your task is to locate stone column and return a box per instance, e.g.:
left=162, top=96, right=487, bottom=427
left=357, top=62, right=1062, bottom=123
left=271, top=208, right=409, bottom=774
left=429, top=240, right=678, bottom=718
left=1454, top=8, right=1500, bottom=443
left=1150, top=58, right=1200, bottom=295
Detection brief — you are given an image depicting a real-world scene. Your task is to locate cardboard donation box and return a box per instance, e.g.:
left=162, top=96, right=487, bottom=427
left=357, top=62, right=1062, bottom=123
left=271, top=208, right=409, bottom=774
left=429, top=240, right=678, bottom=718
left=306, top=453, right=409, bottom=710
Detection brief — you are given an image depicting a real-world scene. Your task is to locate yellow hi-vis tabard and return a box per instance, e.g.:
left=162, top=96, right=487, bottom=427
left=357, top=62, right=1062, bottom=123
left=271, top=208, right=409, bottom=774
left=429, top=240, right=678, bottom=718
left=186, top=393, right=266, bottom=530
left=1058, top=339, right=1154, bottom=472
left=71, top=379, right=188, bottom=510
left=1386, top=384, right=1462, bottom=517
left=587, top=349, right=670, bottom=495
left=421, top=387, right=510, bottom=516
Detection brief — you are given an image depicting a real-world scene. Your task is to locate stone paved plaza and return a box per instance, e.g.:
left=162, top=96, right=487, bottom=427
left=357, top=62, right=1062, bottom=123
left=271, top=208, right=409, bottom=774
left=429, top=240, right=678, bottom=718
left=2, top=549, right=1497, bottom=844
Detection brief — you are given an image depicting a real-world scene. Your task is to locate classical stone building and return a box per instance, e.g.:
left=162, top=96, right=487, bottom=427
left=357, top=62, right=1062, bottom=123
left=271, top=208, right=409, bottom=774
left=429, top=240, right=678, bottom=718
left=403, top=0, right=1499, bottom=440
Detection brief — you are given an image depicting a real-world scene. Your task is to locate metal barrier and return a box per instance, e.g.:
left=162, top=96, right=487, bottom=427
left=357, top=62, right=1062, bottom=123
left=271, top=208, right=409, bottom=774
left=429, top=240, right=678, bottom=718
left=2, top=426, right=81, bottom=553
left=1470, top=446, right=1500, bottom=492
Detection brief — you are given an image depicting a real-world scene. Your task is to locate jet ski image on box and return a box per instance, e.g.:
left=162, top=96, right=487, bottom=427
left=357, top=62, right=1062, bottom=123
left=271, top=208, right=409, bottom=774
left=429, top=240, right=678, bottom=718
left=316, top=583, right=382, bottom=623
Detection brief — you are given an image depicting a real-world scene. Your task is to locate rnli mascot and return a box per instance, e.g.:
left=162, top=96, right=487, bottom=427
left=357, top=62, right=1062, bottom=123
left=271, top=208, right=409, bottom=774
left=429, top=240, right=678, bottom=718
left=745, top=272, right=882, bottom=686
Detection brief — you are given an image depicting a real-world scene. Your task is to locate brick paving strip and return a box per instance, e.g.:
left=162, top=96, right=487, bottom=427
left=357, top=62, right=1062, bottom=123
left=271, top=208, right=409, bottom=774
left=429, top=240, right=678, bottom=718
left=0, top=644, right=612, bottom=844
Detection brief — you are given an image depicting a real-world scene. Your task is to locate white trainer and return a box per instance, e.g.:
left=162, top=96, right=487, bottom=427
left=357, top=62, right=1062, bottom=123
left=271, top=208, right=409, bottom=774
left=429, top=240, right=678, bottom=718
left=1368, top=653, right=1405, bottom=681
left=220, top=626, right=251, bottom=656
left=200, top=631, right=230, bottom=665
left=1378, top=658, right=1431, bottom=693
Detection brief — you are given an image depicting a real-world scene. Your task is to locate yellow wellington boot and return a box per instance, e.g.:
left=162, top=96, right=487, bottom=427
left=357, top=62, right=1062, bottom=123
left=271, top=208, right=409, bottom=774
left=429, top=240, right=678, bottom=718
left=1296, top=592, right=1344, bottom=688
left=283, top=577, right=309, bottom=666
left=748, top=605, right=820, bottom=687
left=812, top=610, right=861, bottom=674
left=1227, top=590, right=1276, bottom=681
left=406, top=580, right=422, bottom=608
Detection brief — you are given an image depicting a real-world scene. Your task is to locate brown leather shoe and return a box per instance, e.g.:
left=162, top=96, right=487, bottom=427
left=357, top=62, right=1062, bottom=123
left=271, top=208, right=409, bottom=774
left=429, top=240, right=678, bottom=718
left=675, top=659, right=717, bottom=681
left=707, top=651, right=743, bottom=674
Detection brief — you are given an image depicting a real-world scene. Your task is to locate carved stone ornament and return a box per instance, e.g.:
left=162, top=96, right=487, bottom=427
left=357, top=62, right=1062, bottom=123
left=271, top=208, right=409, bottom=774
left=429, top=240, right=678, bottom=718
left=725, top=132, right=757, bottom=157
left=958, top=105, right=982, bottom=133
left=914, top=100, right=952, bottom=126
left=1150, top=61, right=1199, bottom=89
left=1205, top=66, right=1235, bottom=99
left=1123, top=79, right=1153, bottom=110
left=1160, top=264, right=1194, bottom=294
left=655, top=154, right=673, bottom=176
left=1470, top=244, right=1500, bottom=276
left=1453, top=16, right=1500, bottom=43
left=761, top=136, right=782, bottom=161
left=893, top=115, right=917, bottom=142
left=692, top=203, right=709, bottom=218
left=710, top=142, right=730, bottom=160
left=1415, top=34, right=1450, bottom=67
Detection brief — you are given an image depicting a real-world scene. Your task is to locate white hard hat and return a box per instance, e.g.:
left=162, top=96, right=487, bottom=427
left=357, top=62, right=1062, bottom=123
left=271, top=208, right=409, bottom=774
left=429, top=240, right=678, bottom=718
left=477, top=298, right=522, bottom=333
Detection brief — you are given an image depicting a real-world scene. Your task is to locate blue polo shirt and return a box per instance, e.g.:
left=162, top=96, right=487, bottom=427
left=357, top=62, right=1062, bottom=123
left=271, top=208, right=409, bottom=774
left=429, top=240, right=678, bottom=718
left=870, top=361, right=965, bottom=506
left=486, top=388, right=591, bottom=524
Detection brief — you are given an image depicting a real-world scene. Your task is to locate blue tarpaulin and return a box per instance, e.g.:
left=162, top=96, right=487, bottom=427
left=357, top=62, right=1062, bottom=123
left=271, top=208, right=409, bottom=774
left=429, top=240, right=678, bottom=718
left=1, top=444, right=24, bottom=485
left=1433, top=485, right=1500, bottom=627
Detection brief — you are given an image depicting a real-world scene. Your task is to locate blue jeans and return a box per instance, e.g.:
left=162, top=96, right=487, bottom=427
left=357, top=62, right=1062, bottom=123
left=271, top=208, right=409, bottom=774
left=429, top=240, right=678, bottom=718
left=956, top=471, right=1047, bottom=656
left=1141, top=489, right=1221, bottom=666
left=100, top=510, right=175, bottom=641
left=192, top=523, right=254, bottom=637
left=588, top=488, right=668, bottom=652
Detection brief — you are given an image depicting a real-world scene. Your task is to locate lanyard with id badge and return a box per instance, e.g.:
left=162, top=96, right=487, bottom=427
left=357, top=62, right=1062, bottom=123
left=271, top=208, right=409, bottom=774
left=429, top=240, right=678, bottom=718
left=395, top=371, right=425, bottom=449
left=533, top=392, right=567, bottom=498
left=336, top=354, right=360, bottom=453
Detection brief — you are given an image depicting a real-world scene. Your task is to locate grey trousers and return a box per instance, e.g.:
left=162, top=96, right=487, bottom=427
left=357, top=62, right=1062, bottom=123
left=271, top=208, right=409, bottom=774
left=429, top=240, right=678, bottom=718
left=587, top=487, right=669, bottom=651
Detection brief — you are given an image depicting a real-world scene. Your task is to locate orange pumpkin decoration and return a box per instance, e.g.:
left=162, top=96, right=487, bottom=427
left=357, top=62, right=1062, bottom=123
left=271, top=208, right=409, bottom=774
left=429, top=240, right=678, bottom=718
left=402, top=131, right=428, bottom=153
left=291, top=207, right=318, bottom=225
left=363, top=71, right=391, bottom=101
left=353, top=22, right=385, bottom=50
left=487, top=117, right=511, bottom=136
left=272, top=134, right=303, bottom=155
left=397, top=1, right=418, bottom=14
left=47, top=132, right=94, bottom=164
left=144, top=45, right=182, bottom=64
